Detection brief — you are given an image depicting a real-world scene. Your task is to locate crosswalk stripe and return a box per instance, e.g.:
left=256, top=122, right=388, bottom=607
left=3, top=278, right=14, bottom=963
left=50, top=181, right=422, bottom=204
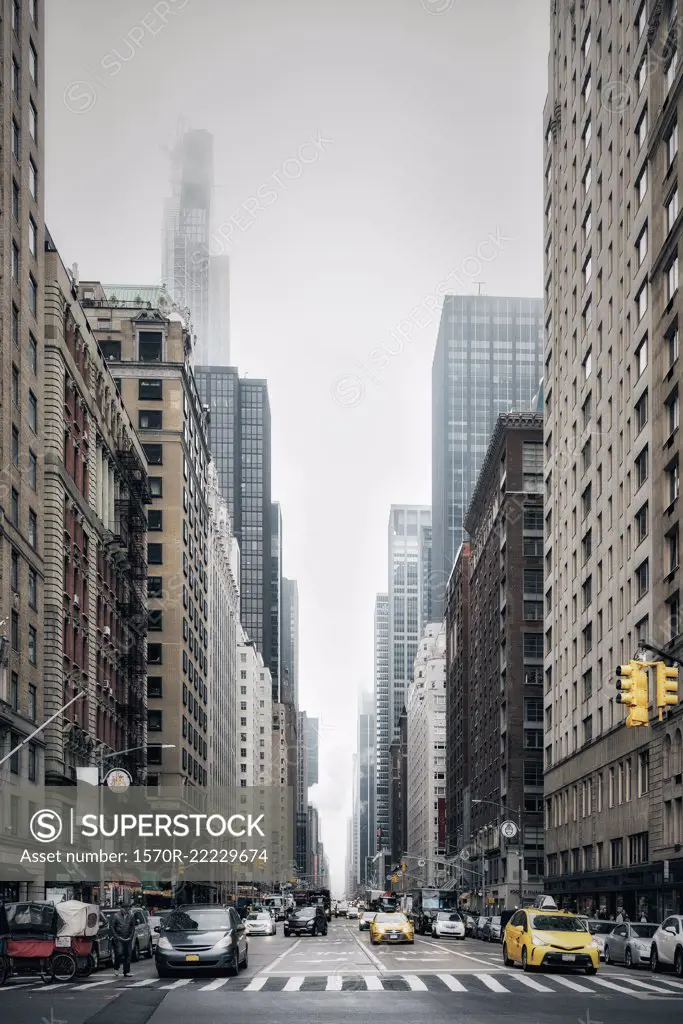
left=403, top=975, right=428, bottom=991
left=71, top=979, right=118, bottom=991
left=514, top=975, right=555, bottom=992
left=199, top=978, right=230, bottom=991
left=649, top=977, right=683, bottom=989
left=283, top=976, right=304, bottom=991
left=244, top=977, right=268, bottom=991
left=478, top=974, right=509, bottom=993
left=618, top=976, right=680, bottom=992
left=326, top=975, right=342, bottom=990
left=160, top=979, right=192, bottom=990
left=591, top=977, right=654, bottom=995
left=551, top=975, right=594, bottom=993
left=363, top=974, right=384, bottom=990
left=436, top=973, right=467, bottom=991
left=125, top=978, right=157, bottom=988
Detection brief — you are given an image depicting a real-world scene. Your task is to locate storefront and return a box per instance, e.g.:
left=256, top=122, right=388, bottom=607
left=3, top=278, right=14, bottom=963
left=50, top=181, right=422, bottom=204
left=548, top=859, right=683, bottom=922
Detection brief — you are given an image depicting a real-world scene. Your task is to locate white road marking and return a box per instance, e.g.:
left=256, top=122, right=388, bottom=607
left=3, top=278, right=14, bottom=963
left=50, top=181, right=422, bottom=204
left=616, top=975, right=682, bottom=992
left=326, top=975, right=343, bottom=990
left=646, top=977, right=683, bottom=989
left=258, top=936, right=302, bottom=974
left=198, top=978, right=230, bottom=991
left=427, top=939, right=504, bottom=967
left=514, top=974, right=554, bottom=992
left=363, top=974, right=384, bottom=990
left=160, top=979, right=191, bottom=990
left=283, top=976, right=304, bottom=991
left=477, top=973, right=509, bottom=992
left=71, top=979, right=118, bottom=991
left=591, top=977, right=656, bottom=995
left=403, top=974, right=428, bottom=991
left=436, top=973, right=467, bottom=991
left=244, top=977, right=268, bottom=991
left=350, top=931, right=384, bottom=972
left=550, top=975, right=593, bottom=993
left=125, top=978, right=158, bottom=987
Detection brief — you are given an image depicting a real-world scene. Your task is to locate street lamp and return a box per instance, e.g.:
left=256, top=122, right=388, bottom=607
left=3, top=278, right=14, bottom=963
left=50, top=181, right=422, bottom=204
left=471, top=798, right=525, bottom=910
left=0, top=689, right=86, bottom=769
left=96, top=743, right=175, bottom=907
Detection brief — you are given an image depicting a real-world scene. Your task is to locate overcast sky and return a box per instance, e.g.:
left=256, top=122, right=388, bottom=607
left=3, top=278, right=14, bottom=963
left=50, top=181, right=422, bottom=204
left=46, top=0, right=549, bottom=893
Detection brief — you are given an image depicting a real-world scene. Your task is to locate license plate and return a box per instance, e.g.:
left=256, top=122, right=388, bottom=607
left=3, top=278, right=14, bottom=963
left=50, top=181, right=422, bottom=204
left=55, top=937, right=71, bottom=948
left=185, top=954, right=200, bottom=962
left=561, top=954, right=576, bottom=962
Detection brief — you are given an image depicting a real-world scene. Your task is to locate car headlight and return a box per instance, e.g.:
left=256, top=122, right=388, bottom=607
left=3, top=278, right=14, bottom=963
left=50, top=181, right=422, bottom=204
left=531, top=935, right=548, bottom=946
left=211, top=936, right=234, bottom=951
left=157, top=936, right=172, bottom=950
left=587, top=939, right=599, bottom=950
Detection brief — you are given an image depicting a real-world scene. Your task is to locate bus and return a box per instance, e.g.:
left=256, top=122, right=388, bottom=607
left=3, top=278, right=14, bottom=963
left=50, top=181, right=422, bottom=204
left=409, top=889, right=461, bottom=934
left=262, top=894, right=287, bottom=921
left=364, top=890, right=398, bottom=914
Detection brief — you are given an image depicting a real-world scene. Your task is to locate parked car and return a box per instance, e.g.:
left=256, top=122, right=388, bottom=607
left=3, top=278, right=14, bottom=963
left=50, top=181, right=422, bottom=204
left=464, top=914, right=476, bottom=937
left=359, top=911, right=376, bottom=932
left=431, top=912, right=465, bottom=939
left=650, top=915, right=683, bottom=976
left=475, top=916, right=488, bottom=940
left=604, top=922, right=658, bottom=968
left=155, top=904, right=248, bottom=977
left=90, top=913, right=113, bottom=969
left=245, top=911, right=277, bottom=936
left=582, top=919, right=616, bottom=960
left=102, top=906, right=153, bottom=960
left=347, top=906, right=359, bottom=920
left=482, top=916, right=502, bottom=942
left=148, top=913, right=170, bottom=952
left=284, top=906, right=328, bottom=937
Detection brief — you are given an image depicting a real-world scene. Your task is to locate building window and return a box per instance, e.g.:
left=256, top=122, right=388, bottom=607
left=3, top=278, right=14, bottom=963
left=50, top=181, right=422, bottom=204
left=11, top=240, right=19, bottom=281
left=138, top=331, right=163, bottom=362
left=12, top=118, right=20, bottom=160
left=28, top=566, right=37, bottom=609
left=629, top=832, right=649, bottom=865
left=636, top=165, right=648, bottom=206
left=666, top=457, right=680, bottom=507
left=28, top=509, right=37, bottom=548
left=148, top=477, right=163, bottom=498
left=29, top=158, right=37, bottom=200
left=635, top=389, right=648, bottom=433
left=29, top=100, right=37, bottom=142
left=139, top=410, right=163, bottom=429
left=667, top=528, right=679, bottom=574
left=147, top=644, right=162, bottom=665
left=635, top=560, right=650, bottom=600
left=148, top=710, right=163, bottom=731
left=636, top=223, right=648, bottom=265
left=148, top=509, right=163, bottom=531
left=11, top=549, right=19, bottom=592
left=143, top=443, right=163, bottom=465
left=29, top=333, right=37, bottom=372
left=99, top=340, right=121, bottom=361
left=611, top=838, right=624, bottom=867
left=667, top=188, right=679, bottom=232
left=666, top=388, right=680, bottom=437
left=148, top=610, right=163, bottom=631
left=12, top=304, right=20, bottom=347
left=635, top=446, right=648, bottom=489
left=636, top=107, right=648, bottom=151
left=147, top=746, right=163, bottom=765
left=667, top=256, right=680, bottom=302
left=28, top=450, right=37, bottom=489
left=635, top=503, right=649, bottom=545
left=582, top=349, right=592, bottom=380
left=635, top=282, right=648, bottom=321
left=28, top=684, right=37, bottom=721
left=139, top=379, right=163, bottom=400
left=583, top=715, right=593, bottom=744
left=522, top=442, right=544, bottom=491
left=148, top=576, right=163, bottom=598
left=11, top=489, right=19, bottom=528
left=28, top=625, right=37, bottom=665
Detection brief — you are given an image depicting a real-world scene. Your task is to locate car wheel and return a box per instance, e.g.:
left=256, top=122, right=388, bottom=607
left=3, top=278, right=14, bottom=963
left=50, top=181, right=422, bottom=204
left=585, top=965, right=597, bottom=976
left=284, top=930, right=290, bottom=937
left=229, top=948, right=239, bottom=977
left=147, top=938, right=153, bottom=959
left=132, top=941, right=140, bottom=963
left=625, top=948, right=633, bottom=969
left=90, top=947, right=99, bottom=971
left=503, top=943, right=513, bottom=967
left=240, top=948, right=248, bottom=970
left=675, top=948, right=683, bottom=978
left=312, top=924, right=317, bottom=936
left=604, top=945, right=610, bottom=964
left=522, top=947, right=531, bottom=972
left=651, top=946, right=662, bottom=973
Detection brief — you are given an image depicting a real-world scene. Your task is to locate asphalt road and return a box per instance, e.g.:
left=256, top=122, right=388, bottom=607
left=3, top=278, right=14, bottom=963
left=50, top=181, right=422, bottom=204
left=1, top=920, right=682, bottom=1024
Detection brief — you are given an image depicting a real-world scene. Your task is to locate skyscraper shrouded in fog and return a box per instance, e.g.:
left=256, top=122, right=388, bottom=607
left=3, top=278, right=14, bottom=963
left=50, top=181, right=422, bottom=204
left=162, top=128, right=230, bottom=365
left=195, top=368, right=272, bottom=673
left=431, top=294, right=544, bottom=618
left=374, top=594, right=390, bottom=854
left=354, top=691, right=375, bottom=886
left=282, top=578, right=299, bottom=709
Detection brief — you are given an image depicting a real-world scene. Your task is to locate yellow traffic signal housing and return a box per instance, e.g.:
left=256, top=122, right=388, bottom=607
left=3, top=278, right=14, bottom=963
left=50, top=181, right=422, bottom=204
left=655, top=662, right=679, bottom=720
left=615, top=661, right=649, bottom=727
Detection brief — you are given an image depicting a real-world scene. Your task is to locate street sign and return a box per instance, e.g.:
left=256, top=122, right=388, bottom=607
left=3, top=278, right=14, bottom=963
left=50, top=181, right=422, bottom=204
left=500, top=820, right=518, bottom=839
left=460, top=848, right=471, bottom=861
left=417, top=859, right=426, bottom=868
left=105, top=768, right=131, bottom=792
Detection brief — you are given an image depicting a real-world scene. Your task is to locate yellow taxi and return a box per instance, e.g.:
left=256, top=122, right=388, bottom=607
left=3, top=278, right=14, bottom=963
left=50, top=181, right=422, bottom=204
left=369, top=912, right=414, bottom=945
left=502, top=901, right=599, bottom=974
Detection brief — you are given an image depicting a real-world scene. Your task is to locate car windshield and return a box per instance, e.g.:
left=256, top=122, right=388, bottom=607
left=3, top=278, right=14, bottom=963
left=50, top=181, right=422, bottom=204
left=437, top=912, right=462, bottom=921
left=531, top=915, right=588, bottom=932
left=375, top=913, right=407, bottom=924
left=631, top=924, right=657, bottom=938
left=163, top=910, right=232, bottom=932
left=248, top=913, right=270, bottom=921
left=490, top=917, right=501, bottom=924
left=293, top=908, right=315, bottom=919
left=586, top=921, right=615, bottom=934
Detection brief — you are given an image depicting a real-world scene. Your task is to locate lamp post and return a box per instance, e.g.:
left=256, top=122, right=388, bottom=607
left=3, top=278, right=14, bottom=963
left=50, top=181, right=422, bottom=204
left=96, top=744, right=175, bottom=907
left=0, top=689, right=86, bottom=770
left=472, top=798, right=524, bottom=908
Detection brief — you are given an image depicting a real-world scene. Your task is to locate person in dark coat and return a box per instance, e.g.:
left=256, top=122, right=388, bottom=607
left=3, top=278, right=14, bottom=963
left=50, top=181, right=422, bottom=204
left=110, top=901, right=136, bottom=977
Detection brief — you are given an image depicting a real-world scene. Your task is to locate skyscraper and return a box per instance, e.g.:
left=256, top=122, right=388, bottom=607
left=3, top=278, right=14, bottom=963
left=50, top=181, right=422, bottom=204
left=388, top=506, right=432, bottom=740
left=431, top=294, right=544, bottom=618
left=270, top=503, right=282, bottom=702
left=355, top=691, right=375, bottom=886
left=373, top=594, right=390, bottom=854
left=281, top=578, right=299, bottom=709
left=195, top=368, right=272, bottom=670
left=306, top=718, right=319, bottom=786
left=162, top=129, right=213, bottom=362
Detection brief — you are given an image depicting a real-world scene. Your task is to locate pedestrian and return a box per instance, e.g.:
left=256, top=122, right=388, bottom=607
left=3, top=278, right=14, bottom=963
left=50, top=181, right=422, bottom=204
left=640, top=911, right=648, bottom=922
left=110, top=900, right=136, bottom=978
left=616, top=910, right=623, bottom=924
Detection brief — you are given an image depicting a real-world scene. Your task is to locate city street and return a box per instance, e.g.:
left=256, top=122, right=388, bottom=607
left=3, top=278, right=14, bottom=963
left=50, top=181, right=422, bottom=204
left=2, top=921, right=683, bottom=1024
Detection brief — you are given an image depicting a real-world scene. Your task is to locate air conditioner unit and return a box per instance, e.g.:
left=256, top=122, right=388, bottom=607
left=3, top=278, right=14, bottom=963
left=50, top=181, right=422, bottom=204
left=103, top=625, right=111, bottom=638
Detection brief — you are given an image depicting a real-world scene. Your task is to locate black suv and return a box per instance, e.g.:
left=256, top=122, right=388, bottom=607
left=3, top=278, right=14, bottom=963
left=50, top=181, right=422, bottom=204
left=284, top=906, right=328, bottom=937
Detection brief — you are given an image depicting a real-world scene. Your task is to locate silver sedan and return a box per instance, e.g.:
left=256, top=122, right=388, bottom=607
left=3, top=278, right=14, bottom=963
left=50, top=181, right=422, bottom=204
left=604, top=922, right=658, bottom=967
left=245, top=911, right=276, bottom=936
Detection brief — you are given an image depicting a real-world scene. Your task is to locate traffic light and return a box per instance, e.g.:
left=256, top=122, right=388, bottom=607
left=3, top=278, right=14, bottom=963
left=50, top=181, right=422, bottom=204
left=655, top=662, right=679, bottom=720
left=615, top=661, right=649, bottom=727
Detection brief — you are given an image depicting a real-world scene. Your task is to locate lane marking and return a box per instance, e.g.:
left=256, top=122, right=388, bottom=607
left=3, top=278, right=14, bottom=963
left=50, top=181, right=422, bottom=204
left=427, top=938, right=505, bottom=967
left=550, top=975, right=594, bottom=993
left=363, top=974, right=384, bottom=990
left=616, top=975, right=683, bottom=992
left=255, top=935, right=302, bottom=977
left=591, top=977, right=657, bottom=994
left=199, top=978, right=230, bottom=991
left=477, top=973, right=509, bottom=992
left=645, top=977, right=683, bottom=989
left=283, top=976, right=304, bottom=991
left=514, top=974, right=554, bottom=992
left=436, top=973, right=467, bottom=991
left=124, top=978, right=158, bottom=987
left=326, top=975, right=342, bottom=990
left=71, top=978, right=118, bottom=991
left=244, top=976, right=268, bottom=991
left=349, top=930, right=384, bottom=973
left=160, top=979, right=191, bottom=990
left=403, top=974, right=428, bottom=991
